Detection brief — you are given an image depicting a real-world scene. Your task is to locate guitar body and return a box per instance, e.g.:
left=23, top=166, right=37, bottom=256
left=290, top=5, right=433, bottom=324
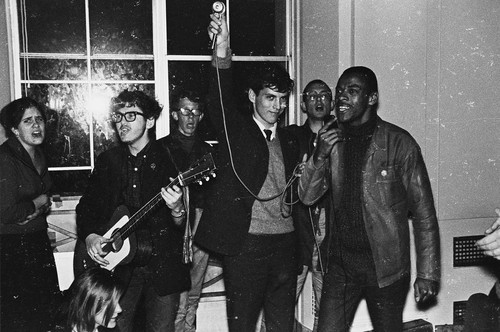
left=73, top=205, right=153, bottom=276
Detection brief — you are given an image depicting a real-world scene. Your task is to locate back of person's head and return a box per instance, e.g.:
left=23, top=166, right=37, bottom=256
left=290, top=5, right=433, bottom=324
left=340, top=66, right=378, bottom=94
left=247, top=63, right=294, bottom=96
left=111, top=90, right=163, bottom=121
left=67, top=268, right=123, bottom=332
left=170, top=88, right=205, bottom=114
left=0, top=97, right=45, bottom=138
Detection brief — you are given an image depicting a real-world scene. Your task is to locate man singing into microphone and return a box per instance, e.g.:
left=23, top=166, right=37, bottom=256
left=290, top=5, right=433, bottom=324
left=299, top=66, right=440, bottom=331
left=194, top=11, right=302, bottom=332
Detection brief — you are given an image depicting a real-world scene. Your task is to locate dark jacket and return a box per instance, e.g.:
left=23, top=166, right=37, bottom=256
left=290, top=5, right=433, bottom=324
left=75, top=140, right=190, bottom=295
left=158, top=129, right=215, bottom=221
left=194, top=55, right=302, bottom=256
left=299, top=117, right=440, bottom=287
left=285, top=122, right=331, bottom=269
left=0, top=137, right=52, bottom=234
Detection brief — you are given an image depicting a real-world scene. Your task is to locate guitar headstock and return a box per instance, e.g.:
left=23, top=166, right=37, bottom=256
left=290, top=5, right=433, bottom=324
left=179, top=153, right=216, bottom=186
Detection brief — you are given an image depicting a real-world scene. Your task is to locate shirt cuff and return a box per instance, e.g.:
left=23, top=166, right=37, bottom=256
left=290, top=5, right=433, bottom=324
left=212, top=48, right=232, bottom=69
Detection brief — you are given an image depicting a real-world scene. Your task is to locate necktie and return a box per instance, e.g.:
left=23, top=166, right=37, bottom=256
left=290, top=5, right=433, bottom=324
left=264, top=129, right=272, bottom=142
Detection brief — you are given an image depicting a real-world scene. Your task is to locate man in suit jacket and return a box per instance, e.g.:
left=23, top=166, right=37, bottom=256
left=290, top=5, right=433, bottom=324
left=194, top=12, right=301, bottom=332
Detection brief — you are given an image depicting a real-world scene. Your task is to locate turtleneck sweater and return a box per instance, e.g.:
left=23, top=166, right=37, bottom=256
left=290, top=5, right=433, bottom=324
left=332, top=116, right=379, bottom=283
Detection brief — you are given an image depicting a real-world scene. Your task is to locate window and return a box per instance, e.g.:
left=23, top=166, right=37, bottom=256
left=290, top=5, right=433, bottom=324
left=9, top=0, right=297, bottom=195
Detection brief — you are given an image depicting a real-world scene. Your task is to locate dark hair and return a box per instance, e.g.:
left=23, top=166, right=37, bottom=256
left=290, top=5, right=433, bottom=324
left=302, top=79, right=332, bottom=102
left=111, top=90, right=163, bottom=120
left=341, top=66, right=379, bottom=94
left=169, top=88, right=205, bottom=114
left=247, top=63, right=294, bottom=96
left=111, top=90, right=162, bottom=139
left=67, top=268, right=123, bottom=332
left=0, top=97, right=46, bottom=138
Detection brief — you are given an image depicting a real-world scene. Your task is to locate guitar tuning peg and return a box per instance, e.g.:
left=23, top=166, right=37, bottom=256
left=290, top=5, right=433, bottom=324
left=211, top=173, right=216, bottom=178
left=197, top=180, right=203, bottom=185
left=204, top=176, right=210, bottom=181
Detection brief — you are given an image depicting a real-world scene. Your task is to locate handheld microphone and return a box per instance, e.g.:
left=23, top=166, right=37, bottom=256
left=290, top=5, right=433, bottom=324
left=211, top=1, right=226, bottom=49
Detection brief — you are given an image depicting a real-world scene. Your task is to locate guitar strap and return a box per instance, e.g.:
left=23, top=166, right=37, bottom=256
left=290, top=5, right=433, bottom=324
left=182, top=186, right=193, bottom=264
left=162, top=143, right=193, bottom=264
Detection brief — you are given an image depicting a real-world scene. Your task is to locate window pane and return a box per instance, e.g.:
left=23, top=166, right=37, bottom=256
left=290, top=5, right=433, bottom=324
left=168, top=61, right=210, bottom=94
left=91, top=60, right=154, bottom=81
left=166, top=0, right=215, bottom=55
left=86, top=85, right=120, bottom=158
left=22, top=59, right=87, bottom=80
left=24, top=83, right=91, bottom=167
left=18, top=0, right=86, bottom=54
left=230, top=0, right=287, bottom=56
left=90, top=0, right=153, bottom=54
left=50, top=170, right=91, bottom=196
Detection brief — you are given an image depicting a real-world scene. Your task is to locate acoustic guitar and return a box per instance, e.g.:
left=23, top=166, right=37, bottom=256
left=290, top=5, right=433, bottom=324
left=73, top=153, right=216, bottom=275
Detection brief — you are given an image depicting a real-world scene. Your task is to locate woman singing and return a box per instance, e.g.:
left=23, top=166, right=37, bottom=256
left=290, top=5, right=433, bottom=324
left=0, top=97, right=60, bottom=331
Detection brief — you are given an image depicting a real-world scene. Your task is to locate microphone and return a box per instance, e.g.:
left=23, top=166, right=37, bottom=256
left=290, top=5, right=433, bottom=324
left=211, top=1, right=226, bottom=49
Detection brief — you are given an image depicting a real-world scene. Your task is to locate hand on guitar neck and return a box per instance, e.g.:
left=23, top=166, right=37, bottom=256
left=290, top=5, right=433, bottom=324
left=161, top=177, right=185, bottom=226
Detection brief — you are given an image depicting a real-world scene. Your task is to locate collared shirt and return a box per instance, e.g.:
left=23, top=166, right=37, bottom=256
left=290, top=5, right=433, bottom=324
left=253, top=115, right=277, bottom=141
left=124, top=142, right=152, bottom=210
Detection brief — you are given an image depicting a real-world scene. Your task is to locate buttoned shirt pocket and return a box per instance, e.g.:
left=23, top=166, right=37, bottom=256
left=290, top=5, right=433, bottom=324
left=375, top=165, right=407, bottom=210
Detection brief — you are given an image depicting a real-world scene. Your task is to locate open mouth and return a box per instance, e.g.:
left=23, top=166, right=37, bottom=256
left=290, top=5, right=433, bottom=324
left=338, top=105, right=350, bottom=113
left=119, top=127, right=130, bottom=135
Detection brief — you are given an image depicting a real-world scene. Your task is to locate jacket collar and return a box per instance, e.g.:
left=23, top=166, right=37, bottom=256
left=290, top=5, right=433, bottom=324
left=6, top=137, right=39, bottom=170
left=366, top=116, right=387, bottom=156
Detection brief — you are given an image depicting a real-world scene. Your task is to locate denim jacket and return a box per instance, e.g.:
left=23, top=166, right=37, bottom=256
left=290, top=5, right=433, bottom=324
left=299, top=117, right=440, bottom=287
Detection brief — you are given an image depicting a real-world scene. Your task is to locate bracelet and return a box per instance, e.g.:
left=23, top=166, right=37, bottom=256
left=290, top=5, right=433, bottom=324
left=171, top=209, right=186, bottom=218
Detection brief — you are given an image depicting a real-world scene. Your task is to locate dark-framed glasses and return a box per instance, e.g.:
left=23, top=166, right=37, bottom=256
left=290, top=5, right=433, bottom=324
left=178, top=108, right=202, bottom=117
left=111, top=111, right=145, bottom=123
left=305, top=92, right=332, bottom=102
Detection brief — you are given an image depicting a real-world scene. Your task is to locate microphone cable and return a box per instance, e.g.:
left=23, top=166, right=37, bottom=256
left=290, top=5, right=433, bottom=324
left=213, top=54, right=303, bottom=216
left=308, top=207, right=325, bottom=277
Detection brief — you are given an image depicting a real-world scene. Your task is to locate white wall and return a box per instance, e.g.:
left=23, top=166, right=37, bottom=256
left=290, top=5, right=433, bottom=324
left=333, top=0, right=500, bottom=328
left=298, top=0, right=500, bottom=328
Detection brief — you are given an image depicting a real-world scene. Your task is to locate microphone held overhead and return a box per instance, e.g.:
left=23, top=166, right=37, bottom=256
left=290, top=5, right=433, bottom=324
left=210, top=1, right=226, bottom=49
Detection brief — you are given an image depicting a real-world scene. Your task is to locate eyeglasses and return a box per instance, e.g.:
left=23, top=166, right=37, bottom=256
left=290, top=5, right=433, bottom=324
left=305, top=92, right=332, bottom=102
left=178, top=108, right=202, bottom=117
left=110, top=111, right=145, bottom=123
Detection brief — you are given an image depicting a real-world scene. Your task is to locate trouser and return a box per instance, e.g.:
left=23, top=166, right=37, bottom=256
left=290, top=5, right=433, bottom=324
left=317, top=262, right=410, bottom=332
left=1, top=231, right=61, bottom=332
left=175, top=243, right=210, bottom=332
left=296, top=260, right=324, bottom=330
left=297, top=227, right=325, bottom=308
left=463, top=289, right=500, bottom=332
left=116, top=267, right=180, bottom=332
left=223, top=232, right=297, bottom=332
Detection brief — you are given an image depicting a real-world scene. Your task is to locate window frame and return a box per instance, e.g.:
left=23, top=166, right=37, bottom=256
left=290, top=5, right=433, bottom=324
left=7, top=0, right=300, bottom=175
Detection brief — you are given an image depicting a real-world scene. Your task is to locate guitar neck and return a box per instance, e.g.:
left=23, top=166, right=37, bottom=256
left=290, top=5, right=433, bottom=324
left=118, top=178, right=181, bottom=240
left=109, top=152, right=215, bottom=243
